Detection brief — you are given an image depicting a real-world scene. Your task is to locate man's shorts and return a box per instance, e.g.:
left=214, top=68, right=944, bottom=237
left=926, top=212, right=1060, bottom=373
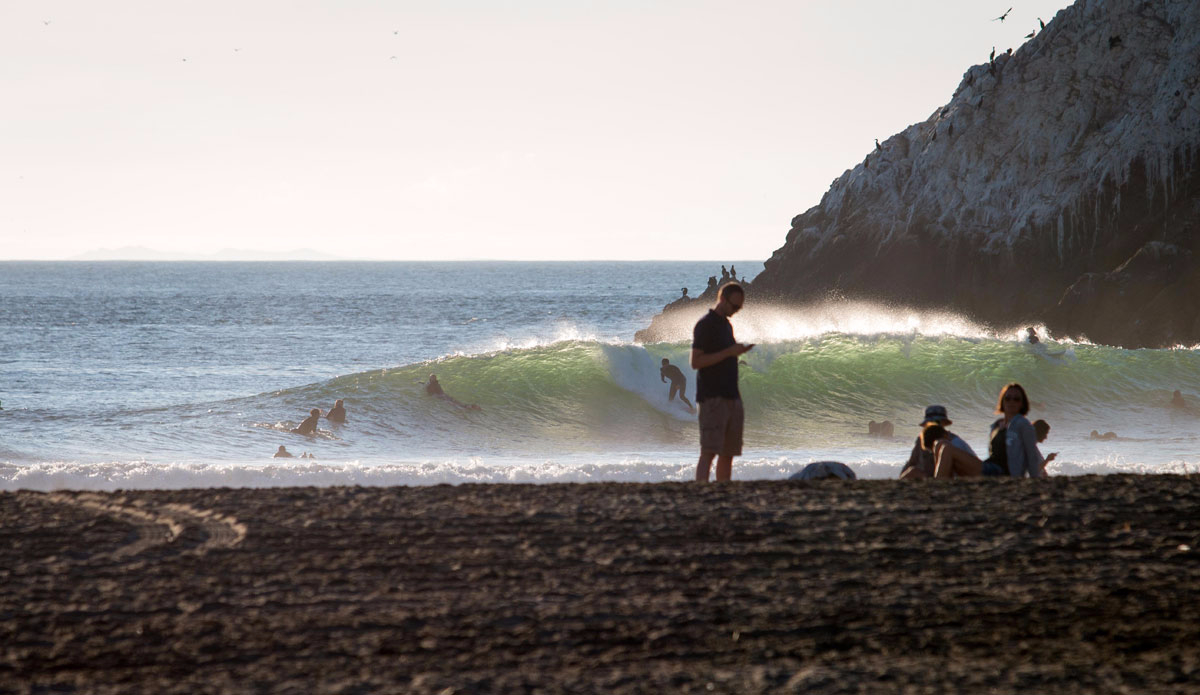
left=698, top=397, right=744, bottom=457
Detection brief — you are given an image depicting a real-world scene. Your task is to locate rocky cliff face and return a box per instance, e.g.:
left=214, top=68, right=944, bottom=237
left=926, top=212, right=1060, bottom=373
left=744, top=0, right=1200, bottom=348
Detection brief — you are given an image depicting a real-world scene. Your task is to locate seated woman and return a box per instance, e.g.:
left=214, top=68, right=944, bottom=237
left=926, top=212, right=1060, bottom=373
left=995, top=382, right=1047, bottom=478
left=924, top=424, right=986, bottom=479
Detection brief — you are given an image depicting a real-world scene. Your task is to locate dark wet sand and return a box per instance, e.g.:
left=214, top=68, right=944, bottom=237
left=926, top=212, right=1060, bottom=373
left=3, top=475, right=1200, bottom=694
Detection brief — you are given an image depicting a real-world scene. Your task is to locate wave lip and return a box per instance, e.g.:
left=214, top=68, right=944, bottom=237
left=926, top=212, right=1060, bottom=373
left=638, top=300, right=1003, bottom=344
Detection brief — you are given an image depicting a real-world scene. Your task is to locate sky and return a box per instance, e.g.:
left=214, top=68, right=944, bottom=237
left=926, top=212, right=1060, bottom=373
left=1, top=0, right=1075, bottom=261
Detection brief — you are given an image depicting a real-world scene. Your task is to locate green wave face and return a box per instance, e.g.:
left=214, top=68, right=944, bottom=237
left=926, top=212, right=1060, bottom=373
left=738, top=336, right=1200, bottom=447
left=262, top=335, right=1200, bottom=456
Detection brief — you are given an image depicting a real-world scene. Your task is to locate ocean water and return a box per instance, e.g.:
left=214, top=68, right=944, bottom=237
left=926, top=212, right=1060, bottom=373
left=2, top=261, right=1198, bottom=490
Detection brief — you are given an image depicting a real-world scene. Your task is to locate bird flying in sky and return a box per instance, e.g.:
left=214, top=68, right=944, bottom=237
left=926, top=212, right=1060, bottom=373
left=993, top=7, right=1012, bottom=22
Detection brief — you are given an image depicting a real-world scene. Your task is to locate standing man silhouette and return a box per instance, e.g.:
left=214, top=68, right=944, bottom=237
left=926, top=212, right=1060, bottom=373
left=690, top=283, right=754, bottom=482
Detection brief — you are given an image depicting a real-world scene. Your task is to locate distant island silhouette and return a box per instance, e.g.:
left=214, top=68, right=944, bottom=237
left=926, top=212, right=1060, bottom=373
left=68, top=247, right=344, bottom=261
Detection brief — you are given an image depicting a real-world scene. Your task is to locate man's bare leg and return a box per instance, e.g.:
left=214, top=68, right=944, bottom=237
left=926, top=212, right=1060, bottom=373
left=715, top=455, right=734, bottom=482
left=696, top=451, right=717, bottom=482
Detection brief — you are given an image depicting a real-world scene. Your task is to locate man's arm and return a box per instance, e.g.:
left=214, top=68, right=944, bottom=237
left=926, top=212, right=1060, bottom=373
left=690, top=344, right=751, bottom=370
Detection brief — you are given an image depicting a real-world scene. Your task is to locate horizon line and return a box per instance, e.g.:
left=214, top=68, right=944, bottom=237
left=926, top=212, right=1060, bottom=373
left=0, top=257, right=766, bottom=263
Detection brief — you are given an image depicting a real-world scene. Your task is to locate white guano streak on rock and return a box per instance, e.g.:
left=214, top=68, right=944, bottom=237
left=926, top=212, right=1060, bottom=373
left=789, top=0, right=1199, bottom=258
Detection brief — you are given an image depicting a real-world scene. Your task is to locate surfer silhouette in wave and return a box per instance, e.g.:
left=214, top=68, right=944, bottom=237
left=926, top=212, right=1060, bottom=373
left=1025, top=327, right=1072, bottom=363
left=1169, top=390, right=1197, bottom=414
left=425, top=374, right=482, bottom=411
left=660, top=358, right=695, bottom=413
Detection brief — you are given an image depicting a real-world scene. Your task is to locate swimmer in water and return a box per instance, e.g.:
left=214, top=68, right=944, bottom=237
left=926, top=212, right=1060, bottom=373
left=274, top=445, right=294, bottom=458
left=326, top=399, right=346, bottom=424
left=292, top=408, right=321, bottom=436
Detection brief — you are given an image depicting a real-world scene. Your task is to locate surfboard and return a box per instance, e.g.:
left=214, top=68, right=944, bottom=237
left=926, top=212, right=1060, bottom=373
left=1027, top=342, right=1075, bottom=364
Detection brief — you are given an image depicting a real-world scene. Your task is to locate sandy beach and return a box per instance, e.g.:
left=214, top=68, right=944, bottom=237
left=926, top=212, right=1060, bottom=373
left=3, top=475, right=1200, bottom=694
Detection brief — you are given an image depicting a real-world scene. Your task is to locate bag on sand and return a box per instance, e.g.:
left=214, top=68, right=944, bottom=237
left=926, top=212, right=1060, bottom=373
left=790, top=461, right=857, bottom=481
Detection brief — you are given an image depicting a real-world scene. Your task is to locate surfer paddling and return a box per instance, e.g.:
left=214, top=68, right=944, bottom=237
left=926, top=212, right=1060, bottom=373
left=690, top=282, right=753, bottom=482
left=425, top=374, right=482, bottom=411
left=325, top=399, right=346, bottom=424
left=291, top=408, right=321, bottom=436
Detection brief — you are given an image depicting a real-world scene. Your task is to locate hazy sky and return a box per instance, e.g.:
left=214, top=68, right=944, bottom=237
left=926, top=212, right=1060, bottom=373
left=1, top=1, right=1074, bottom=260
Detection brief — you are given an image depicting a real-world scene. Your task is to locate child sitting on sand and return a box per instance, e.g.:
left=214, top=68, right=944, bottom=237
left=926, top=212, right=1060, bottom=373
left=1033, top=419, right=1057, bottom=473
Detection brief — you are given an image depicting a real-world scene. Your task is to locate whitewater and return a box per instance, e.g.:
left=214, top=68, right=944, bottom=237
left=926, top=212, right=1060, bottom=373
left=2, top=261, right=1198, bottom=490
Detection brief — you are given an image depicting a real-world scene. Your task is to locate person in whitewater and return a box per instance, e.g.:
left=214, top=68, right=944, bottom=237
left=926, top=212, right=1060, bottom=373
left=326, top=399, right=346, bottom=424
left=1169, top=389, right=1197, bottom=413
left=899, top=405, right=976, bottom=479
left=425, top=374, right=482, bottom=411
left=291, top=408, right=321, bottom=436
left=1025, top=328, right=1070, bottom=367
left=660, top=358, right=695, bottom=412
left=691, top=282, right=754, bottom=482
left=273, top=445, right=294, bottom=458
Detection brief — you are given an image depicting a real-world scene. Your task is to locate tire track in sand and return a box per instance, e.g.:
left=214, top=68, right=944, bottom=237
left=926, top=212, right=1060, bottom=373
left=45, top=492, right=246, bottom=562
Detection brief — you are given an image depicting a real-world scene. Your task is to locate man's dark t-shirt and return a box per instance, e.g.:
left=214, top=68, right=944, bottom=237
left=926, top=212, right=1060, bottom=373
left=692, top=309, right=739, bottom=402
left=660, top=364, right=686, bottom=386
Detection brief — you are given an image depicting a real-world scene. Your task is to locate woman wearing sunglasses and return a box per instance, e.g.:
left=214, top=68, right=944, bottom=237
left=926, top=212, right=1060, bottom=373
left=993, top=382, right=1047, bottom=478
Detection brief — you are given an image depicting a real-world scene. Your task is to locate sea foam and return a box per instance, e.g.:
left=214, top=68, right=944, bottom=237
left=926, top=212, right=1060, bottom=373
left=4, top=457, right=1196, bottom=492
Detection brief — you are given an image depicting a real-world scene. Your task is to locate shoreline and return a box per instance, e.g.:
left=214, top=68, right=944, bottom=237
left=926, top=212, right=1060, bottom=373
left=5, top=456, right=1200, bottom=493
left=4, top=475, right=1200, bottom=693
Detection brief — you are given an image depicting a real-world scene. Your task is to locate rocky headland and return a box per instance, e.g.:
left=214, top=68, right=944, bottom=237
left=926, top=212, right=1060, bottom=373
left=641, top=0, right=1200, bottom=348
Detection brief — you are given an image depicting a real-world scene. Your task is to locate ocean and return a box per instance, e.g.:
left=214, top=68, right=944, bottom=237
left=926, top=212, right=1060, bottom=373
left=2, top=261, right=1198, bottom=490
